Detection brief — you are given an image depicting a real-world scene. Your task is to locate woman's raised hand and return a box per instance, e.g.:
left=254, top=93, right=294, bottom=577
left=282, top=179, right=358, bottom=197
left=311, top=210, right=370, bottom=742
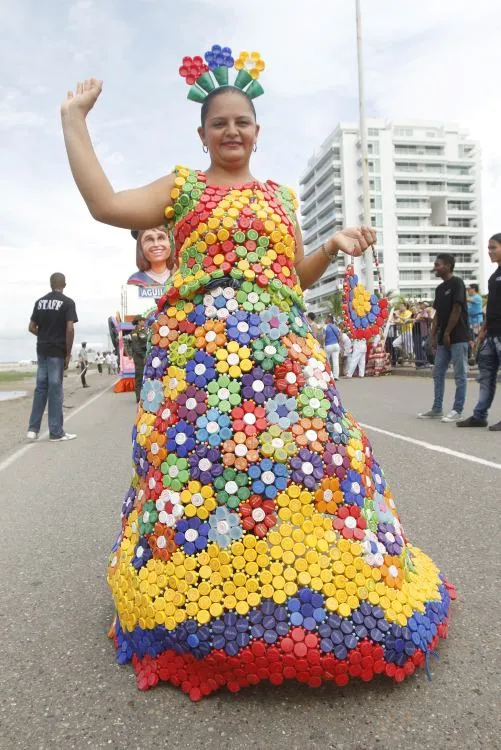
left=61, top=78, right=103, bottom=118
left=328, top=226, right=376, bottom=257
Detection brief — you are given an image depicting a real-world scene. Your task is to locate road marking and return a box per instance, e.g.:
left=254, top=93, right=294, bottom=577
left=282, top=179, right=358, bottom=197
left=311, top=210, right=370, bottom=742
left=0, top=382, right=118, bottom=474
left=359, top=422, right=501, bottom=471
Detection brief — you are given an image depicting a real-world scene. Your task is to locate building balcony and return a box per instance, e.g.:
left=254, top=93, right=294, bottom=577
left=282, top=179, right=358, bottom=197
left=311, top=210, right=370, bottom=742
left=393, top=150, right=445, bottom=160
left=301, top=214, right=316, bottom=232
left=447, top=208, right=477, bottom=216
left=299, top=182, right=316, bottom=202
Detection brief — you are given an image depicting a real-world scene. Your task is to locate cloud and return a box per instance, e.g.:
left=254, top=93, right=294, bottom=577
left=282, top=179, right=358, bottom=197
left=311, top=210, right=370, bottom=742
left=0, top=0, right=498, bottom=361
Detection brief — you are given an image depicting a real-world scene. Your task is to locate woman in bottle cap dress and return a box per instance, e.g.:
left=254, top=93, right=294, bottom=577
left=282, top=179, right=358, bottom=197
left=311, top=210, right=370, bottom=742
left=61, top=46, right=454, bottom=701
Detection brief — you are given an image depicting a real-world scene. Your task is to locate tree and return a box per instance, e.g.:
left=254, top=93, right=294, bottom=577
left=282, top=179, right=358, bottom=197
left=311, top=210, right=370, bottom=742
left=323, top=290, right=343, bottom=320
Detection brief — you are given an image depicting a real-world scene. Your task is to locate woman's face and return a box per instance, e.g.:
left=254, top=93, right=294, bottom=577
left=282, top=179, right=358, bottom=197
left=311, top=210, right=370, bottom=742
left=141, top=227, right=171, bottom=264
left=198, top=90, right=259, bottom=169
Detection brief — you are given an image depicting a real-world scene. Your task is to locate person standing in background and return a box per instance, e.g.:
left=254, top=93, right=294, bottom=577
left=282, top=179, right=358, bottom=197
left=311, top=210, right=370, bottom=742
left=340, top=328, right=353, bottom=376
left=467, top=283, right=484, bottom=340
left=418, top=254, right=469, bottom=422
left=307, top=312, right=323, bottom=346
left=346, top=337, right=367, bottom=378
left=95, top=351, right=104, bottom=374
left=129, top=317, right=148, bottom=403
left=26, top=272, right=78, bottom=442
left=78, top=342, right=90, bottom=388
left=458, top=234, right=501, bottom=430
left=324, top=314, right=341, bottom=379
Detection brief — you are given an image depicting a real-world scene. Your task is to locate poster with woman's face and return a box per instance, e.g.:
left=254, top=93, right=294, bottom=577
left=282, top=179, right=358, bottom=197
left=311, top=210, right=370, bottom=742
left=126, top=227, right=174, bottom=316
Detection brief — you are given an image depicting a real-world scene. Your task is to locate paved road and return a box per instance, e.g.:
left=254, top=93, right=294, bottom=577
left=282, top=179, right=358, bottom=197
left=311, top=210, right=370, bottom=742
left=0, top=375, right=499, bottom=750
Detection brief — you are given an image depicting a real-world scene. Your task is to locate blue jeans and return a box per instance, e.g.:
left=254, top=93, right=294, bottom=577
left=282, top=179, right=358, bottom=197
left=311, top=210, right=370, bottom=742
left=28, top=355, right=65, bottom=438
left=473, top=336, right=501, bottom=420
left=432, top=342, right=468, bottom=413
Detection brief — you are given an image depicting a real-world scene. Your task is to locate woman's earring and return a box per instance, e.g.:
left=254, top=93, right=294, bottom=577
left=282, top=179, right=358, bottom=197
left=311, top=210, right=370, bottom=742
left=202, top=144, right=208, bottom=153
left=253, top=143, right=258, bottom=152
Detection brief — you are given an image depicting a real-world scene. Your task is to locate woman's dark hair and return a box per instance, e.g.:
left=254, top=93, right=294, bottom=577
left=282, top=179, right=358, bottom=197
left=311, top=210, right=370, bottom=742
left=436, top=253, right=455, bottom=271
left=200, top=86, right=257, bottom=128
left=489, top=233, right=501, bottom=243
left=469, top=283, right=479, bottom=292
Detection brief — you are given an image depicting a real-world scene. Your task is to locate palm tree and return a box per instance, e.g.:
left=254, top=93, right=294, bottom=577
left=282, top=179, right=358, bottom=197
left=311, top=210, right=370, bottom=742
left=323, top=290, right=343, bottom=320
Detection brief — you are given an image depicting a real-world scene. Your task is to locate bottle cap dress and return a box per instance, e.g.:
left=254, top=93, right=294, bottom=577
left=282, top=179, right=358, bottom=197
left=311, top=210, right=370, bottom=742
left=108, top=167, right=454, bottom=700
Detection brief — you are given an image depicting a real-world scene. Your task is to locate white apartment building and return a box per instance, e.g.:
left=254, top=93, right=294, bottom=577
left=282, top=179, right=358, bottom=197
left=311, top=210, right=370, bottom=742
left=299, top=120, right=483, bottom=313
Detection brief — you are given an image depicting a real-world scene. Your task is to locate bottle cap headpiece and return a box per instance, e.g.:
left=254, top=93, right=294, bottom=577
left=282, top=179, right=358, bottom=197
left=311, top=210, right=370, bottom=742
left=179, top=45, right=265, bottom=103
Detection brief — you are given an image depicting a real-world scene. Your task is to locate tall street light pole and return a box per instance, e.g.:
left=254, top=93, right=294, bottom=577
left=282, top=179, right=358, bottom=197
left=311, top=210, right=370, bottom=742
left=356, top=0, right=375, bottom=292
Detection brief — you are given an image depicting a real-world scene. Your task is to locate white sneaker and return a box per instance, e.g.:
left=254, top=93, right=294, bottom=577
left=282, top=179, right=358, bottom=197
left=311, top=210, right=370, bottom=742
left=441, top=410, right=463, bottom=423
left=26, top=431, right=38, bottom=440
left=49, top=433, right=77, bottom=442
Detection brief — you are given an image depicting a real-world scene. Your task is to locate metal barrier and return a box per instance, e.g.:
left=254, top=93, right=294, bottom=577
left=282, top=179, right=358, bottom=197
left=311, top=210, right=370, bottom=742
left=385, top=319, right=433, bottom=368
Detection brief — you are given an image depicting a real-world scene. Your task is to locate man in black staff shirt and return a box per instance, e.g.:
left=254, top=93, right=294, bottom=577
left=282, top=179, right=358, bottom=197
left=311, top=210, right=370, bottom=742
left=459, top=233, right=501, bottom=430
left=27, top=272, right=78, bottom=442
left=418, top=253, right=469, bottom=422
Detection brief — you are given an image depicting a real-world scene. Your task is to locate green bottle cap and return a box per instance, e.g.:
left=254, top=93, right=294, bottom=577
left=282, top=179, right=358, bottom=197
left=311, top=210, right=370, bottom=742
left=231, top=268, right=244, bottom=279
left=187, top=85, right=207, bottom=103
left=196, top=71, right=216, bottom=94
left=234, top=231, right=246, bottom=244
left=234, top=68, right=252, bottom=90
left=212, top=269, right=224, bottom=278
left=245, top=80, right=265, bottom=100
left=212, top=66, right=229, bottom=86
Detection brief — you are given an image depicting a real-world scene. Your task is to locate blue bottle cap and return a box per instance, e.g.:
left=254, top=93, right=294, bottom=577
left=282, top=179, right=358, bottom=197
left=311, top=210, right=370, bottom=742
left=313, top=608, right=326, bottom=623
left=263, top=616, right=276, bottom=631
left=303, top=617, right=317, bottom=631
left=334, top=644, right=348, bottom=660
left=251, top=624, right=264, bottom=639
left=276, top=621, right=289, bottom=637
left=262, top=599, right=275, bottom=616
left=344, top=634, right=358, bottom=650
left=225, top=640, right=239, bottom=656
left=213, top=635, right=225, bottom=650
left=225, top=626, right=237, bottom=641
left=236, top=632, right=250, bottom=648
left=340, top=620, right=354, bottom=635
left=311, top=593, right=324, bottom=609
left=264, top=629, right=278, bottom=644
left=302, top=603, right=314, bottom=618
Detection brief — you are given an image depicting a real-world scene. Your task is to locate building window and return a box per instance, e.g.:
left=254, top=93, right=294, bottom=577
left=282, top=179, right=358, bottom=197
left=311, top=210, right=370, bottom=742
left=368, top=141, right=380, bottom=155
left=394, top=127, right=414, bottom=137
left=399, top=253, right=421, bottom=263
left=370, top=195, right=382, bottom=209
left=370, top=177, right=381, bottom=191
left=396, top=181, right=419, bottom=192
left=400, top=270, right=423, bottom=280
left=368, top=128, right=379, bottom=136
left=368, top=159, right=380, bottom=174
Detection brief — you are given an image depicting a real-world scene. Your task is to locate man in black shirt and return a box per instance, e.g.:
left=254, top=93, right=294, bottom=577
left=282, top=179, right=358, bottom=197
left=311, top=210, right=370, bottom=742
left=459, top=233, right=501, bottom=430
left=27, top=273, right=78, bottom=441
left=418, top=253, right=469, bottom=422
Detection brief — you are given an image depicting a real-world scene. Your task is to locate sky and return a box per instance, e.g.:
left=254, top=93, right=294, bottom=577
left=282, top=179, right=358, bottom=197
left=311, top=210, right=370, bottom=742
left=1, top=0, right=500, bottom=362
